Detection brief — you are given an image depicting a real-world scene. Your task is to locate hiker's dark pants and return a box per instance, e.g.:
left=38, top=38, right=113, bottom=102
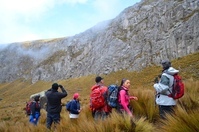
left=94, top=110, right=108, bottom=121
left=159, top=105, right=175, bottom=119
left=46, top=112, right=60, bottom=129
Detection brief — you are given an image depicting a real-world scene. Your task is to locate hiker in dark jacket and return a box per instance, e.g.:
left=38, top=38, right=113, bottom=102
left=45, top=83, right=67, bottom=129
left=29, top=95, right=41, bottom=125
left=68, top=93, right=81, bottom=119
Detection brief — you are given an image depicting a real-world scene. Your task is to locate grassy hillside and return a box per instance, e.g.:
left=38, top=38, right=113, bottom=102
left=0, top=52, right=198, bottom=132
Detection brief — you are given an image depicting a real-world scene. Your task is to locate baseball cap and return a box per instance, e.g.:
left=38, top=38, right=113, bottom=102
left=95, top=76, right=103, bottom=83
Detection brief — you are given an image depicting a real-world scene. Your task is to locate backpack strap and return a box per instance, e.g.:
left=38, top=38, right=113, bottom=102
left=109, top=85, right=118, bottom=95
left=167, top=74, right=178, bottom=95
left=162, top=73, right=174, bottom=88
left=120, top=87, right=128, bottom=95
left=117, top=88, right=129, bottom=111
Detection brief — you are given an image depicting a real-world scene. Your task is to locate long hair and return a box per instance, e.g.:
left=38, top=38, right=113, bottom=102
left=119, top=78, right=127, bottom=90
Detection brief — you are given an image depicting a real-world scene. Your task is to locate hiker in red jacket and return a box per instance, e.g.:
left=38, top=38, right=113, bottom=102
left=90, top=76, right=112, bottom=120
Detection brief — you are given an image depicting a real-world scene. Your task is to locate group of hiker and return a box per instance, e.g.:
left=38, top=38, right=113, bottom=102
left=27, top=60, right=184, bottom=129
left=90, top=76, right=138, bottom=121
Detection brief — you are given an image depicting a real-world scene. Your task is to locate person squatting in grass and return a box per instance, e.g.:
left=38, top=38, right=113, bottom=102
left=153, top=60, right=179, bottom=119
left=68, top=93, right=82, bottom=119
left=29, top=95, right=41, bottom=125
left=117, top=78, right=138, bottom=118
left=45, top=83, right=67, bottom=129
left=67, top=93, right=82, bottom=124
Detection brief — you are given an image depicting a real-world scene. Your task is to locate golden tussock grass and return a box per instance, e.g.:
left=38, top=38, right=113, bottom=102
left=0, top=52, right=198, bottom=131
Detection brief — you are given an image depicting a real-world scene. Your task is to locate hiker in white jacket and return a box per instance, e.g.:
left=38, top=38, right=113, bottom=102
left=154, top=60, right=179, bottom=119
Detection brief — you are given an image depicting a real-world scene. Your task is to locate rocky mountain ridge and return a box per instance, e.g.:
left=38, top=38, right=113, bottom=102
left=0, top=0, right=199, bottom=83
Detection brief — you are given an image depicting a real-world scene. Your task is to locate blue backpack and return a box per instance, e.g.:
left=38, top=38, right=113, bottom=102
left=107, top=85, right=119, bottom=108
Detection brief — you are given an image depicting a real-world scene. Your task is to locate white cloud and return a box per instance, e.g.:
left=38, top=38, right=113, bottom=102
left=0, top=20, right=40, bottom=43
left=0, top=0, right=56, bottom=44
left=93, top=0, right=123, bottom=18
left=0, top=0, right=139, bottom=44
left=0, top=0, right=54, bottom=17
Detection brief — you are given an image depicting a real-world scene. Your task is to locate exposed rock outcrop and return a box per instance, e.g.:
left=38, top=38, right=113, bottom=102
left=0, top=0, right=198, bottom=83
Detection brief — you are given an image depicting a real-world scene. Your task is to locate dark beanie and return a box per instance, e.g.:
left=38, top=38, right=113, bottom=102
left=161, top=60, right=171, bottom=70
left=52, top=83, right=59, bottom=90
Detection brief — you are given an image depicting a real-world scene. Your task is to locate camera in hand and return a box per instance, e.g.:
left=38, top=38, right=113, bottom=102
left=58, top=85, right=63, bottom=88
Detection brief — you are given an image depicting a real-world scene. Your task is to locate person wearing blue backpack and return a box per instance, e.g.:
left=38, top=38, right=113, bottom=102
left=66, top=93, right=81, bottom=119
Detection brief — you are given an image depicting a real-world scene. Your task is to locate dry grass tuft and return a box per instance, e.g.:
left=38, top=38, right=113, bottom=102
left=0, top=52, right=199, bottom=131
left=160, top=106, right=199, bottom=132
left=132, top=88, right=159, bottom=123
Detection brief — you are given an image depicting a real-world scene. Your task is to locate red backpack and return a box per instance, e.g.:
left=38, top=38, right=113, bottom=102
left=25, top=101, right=32, bottom=115
left=168, top=74, right=185, bottom=99
left=25, top=101, right=39, bottom=115
left=90, top=86, right=106, bottom=110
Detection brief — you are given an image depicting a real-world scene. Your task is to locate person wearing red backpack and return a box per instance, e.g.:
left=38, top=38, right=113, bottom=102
left=153, top=60, right=180, bottom=119
left=29, top=95, right=41, bottom=125
left=90, top=76, right=112, bottom=120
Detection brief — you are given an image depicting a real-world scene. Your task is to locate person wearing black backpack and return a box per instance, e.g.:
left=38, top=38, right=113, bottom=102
left=29, top=95, right=41, bottom=125
left=153, top=60, right=179, bottom=119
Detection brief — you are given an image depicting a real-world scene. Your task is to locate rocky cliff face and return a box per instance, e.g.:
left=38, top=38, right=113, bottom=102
left=0, top=0, right=199, bottom=83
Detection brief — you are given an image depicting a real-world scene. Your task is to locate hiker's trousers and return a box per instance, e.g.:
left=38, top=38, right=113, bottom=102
left=29, top=112, right=40, bottom=125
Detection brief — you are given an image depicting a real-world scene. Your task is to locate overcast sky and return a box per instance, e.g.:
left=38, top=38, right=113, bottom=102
left=0, top=0, right=141, bottom=44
